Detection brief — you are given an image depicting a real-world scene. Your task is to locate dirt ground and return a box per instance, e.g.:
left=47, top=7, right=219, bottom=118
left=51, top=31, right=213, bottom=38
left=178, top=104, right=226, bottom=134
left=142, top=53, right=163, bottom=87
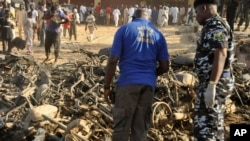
left=7, top=24, right=195, bottom=64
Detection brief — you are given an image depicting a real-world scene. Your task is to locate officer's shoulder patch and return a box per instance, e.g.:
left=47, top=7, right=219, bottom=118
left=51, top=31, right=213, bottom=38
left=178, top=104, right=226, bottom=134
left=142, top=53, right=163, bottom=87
left=212, top=30, right=224, bottom=40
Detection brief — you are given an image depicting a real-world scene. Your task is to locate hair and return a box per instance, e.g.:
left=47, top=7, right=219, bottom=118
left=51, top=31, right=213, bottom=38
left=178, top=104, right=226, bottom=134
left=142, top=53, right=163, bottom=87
left=50, top=5, right=57, bottom=12
left=133, top=8, right=148, bottom=19
left=194, top=0, right=219, bottom=8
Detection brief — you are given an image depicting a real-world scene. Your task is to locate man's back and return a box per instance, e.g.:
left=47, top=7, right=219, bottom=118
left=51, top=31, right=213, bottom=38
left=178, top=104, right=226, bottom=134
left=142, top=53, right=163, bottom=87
left=110, top=18, right=168, bottom=87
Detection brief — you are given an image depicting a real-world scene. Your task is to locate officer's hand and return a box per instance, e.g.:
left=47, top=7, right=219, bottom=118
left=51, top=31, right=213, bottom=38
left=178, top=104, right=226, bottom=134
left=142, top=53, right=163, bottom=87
left=104, top=89, right=111, bottom=105
left=204, top=82, right=216, bottom=108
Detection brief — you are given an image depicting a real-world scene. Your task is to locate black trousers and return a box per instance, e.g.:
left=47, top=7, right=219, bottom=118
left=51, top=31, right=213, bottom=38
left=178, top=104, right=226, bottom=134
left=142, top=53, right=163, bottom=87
left=2, top=39, right=11, bottom=53
left=44, top=31, right=61, bottom=58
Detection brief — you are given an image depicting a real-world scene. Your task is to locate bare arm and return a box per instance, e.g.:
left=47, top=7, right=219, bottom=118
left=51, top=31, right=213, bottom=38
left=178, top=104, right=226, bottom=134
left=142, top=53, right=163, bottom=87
left=104, top=55, right=119, bottom=89
left=157, top=60, right=170, bottom=76
left=210, top=48, right=227, bottom=83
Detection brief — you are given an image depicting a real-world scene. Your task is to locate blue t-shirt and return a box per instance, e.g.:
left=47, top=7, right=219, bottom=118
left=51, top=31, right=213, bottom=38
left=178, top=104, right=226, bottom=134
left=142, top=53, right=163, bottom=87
left=46, top=9, right=66, bottom=33
left=110, top=18, right=169, bottom=87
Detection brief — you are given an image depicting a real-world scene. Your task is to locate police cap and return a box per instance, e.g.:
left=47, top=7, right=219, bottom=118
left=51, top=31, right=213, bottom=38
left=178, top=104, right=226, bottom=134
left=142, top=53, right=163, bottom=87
left=193, top=0, right=219, bottom=8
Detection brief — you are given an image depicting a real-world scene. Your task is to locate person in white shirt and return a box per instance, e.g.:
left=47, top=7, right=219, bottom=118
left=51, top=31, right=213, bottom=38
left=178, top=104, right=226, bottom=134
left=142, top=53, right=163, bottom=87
left=127, top=5, right=135, bottom=23
left=147, top=5, right=152, bottom=21
left=157, top=5, right=164, bottom=26
left=185, top=5, right=193, bottom=25
left=123, top=5, right=129, bottom=24
left=160, top=6, right=169, bottom=28
left=24, top=11, right=36, bottom=55
left=85, top=11, right=97, bottom=42
left=171, top=5, right=179, bottom=25
left=28, top=4, right=38, bottom=23
left=113, top=6, right=121, bottom=27
left=28, top=4, right=38, bottom=40
left=179, top=5, right=185, bottom=25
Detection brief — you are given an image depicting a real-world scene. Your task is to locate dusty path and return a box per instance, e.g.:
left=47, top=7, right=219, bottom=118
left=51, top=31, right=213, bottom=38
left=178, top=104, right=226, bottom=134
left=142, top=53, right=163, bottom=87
left=6, top=24, right=195, bottom=65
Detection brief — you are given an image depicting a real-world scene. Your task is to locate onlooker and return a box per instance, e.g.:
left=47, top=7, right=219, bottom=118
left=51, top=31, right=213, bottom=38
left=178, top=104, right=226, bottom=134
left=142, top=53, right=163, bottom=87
left=28, top=4, right=38, bottom=40
left=226, top=0, right=240, bottom=31
left=105, top=5, right=112, bottom=25
left=171, top=5, right=179, bottom=25
left=193, top=0, right=235, bottom=140
left=99, top=8, right=106, bottom=25
left=119, top=4, right=124, bottom=25
left=85, top=11, right=97, bottom=42
left=79, top=4, right=87, bottom=23
left=179, top=4, right=186, bottom=25
left=95, top=2, right=101, bottom=24
left=104, top=8, right=169, bottom=141
left=63, top=10, right=70, bottom=38
left=38, top=10, right=46, bottom=47
left=0, top=10, right=15, bottom=53
left=186, top=5, right=194, bottom=25
left=16, top=4, right=27, bottom=38
left=160, top=6, right=169, bottom=28
left=123, top=5, right=129, bottom=24
left=24, top=11, right=36, bottom=55
left=151, top=6, right=158, bottom=26
left=69, top=9, right=79, bottom=41
left=112, top=6, right=121, bottom=27
left=234, top=0, right=250, bottom=32
left=128, top=5, right=135, bottom=23
left=43, top=5, right=69, bottom=63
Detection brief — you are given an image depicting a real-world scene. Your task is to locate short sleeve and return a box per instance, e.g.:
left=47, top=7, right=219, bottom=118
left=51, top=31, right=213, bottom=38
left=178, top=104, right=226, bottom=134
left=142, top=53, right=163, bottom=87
left=206, top=27, right=228, bottom=50
left=110, top=27, right=124, bottom=58
left=157, top=34, right=169, bottom=61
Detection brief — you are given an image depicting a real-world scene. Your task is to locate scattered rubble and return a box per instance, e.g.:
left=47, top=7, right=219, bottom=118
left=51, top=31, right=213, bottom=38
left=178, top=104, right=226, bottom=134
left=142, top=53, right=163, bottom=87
left=0, top=41, right=249, bottom=141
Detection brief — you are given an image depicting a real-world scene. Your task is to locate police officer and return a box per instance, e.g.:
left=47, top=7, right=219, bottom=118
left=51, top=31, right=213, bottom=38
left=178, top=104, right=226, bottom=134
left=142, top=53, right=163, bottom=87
left=193, top=0, right=235, bottom=140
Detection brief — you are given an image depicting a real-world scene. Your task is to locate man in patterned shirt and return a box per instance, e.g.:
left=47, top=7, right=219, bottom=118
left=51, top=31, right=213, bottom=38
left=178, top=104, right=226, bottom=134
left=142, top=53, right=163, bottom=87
left=193, top=0, right=235, bottom=140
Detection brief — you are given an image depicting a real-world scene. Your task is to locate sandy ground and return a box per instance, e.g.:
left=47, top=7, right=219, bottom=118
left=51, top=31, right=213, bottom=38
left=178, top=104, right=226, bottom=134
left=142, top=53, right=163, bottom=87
left=4, top=24, right=195, bottom=65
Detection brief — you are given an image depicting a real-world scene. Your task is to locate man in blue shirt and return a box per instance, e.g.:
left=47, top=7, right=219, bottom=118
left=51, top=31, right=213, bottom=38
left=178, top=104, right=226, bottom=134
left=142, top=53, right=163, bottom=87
left=104, top=8, right=169, bottom=141
left=43, top=4, right=69, bottom=63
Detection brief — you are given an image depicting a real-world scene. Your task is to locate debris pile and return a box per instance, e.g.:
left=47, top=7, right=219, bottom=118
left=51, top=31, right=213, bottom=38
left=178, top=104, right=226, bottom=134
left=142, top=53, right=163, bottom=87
left=0, top=47, right=249, bottom=141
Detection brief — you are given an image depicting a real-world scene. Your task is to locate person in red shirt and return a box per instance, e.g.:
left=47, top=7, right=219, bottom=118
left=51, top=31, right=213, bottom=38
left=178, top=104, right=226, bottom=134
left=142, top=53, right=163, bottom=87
left=63, top=10, right=71, bottom=38
left=95, top=2, right=101, bottom=24
left=95, top=3, right=101, bottom=14
left=105, top=5, right=112, bottom=25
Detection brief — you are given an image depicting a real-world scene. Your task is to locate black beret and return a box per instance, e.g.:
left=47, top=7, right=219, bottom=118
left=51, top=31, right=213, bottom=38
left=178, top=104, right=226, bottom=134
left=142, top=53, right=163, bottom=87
left=194, top=0, right=219, bottom=8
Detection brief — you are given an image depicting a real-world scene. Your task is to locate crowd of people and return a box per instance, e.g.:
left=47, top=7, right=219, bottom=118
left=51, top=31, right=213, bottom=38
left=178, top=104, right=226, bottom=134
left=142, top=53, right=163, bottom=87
left=78, top=2, right=198, bottom=27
